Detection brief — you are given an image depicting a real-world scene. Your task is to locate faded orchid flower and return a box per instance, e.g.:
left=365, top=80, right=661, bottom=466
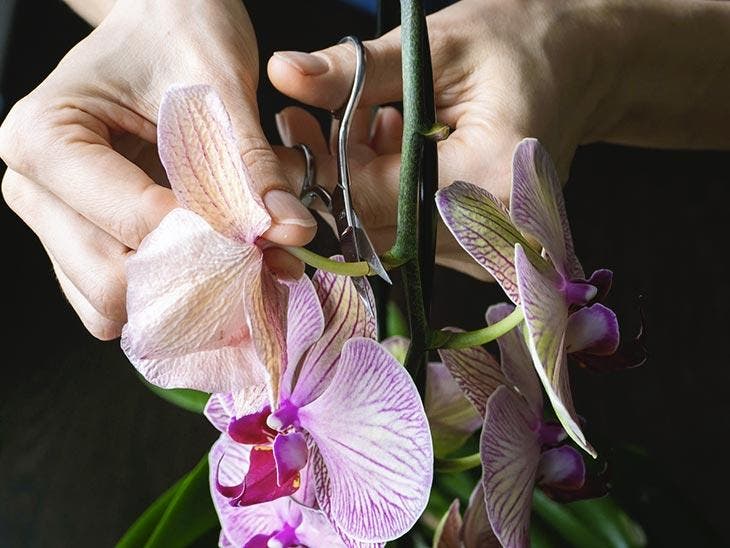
left=209, top=436, right=345, bottom=547
left=434, top=483, right=499, bottom=548
left=121, top=85, right=287, bottom=402
left=205, top=270, right=433, bottom=546
left=382, top=336, right=482, bottom=458
left=443, top=303, right=592, bottom=548
left=436, top=138, right=623, bottom=457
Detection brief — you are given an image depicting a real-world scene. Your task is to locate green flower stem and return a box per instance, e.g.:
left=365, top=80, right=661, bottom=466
left=435, top=453, right=482, bottom=473
left=532, top=490, right=601, bottom=548
left=430, top=307, right=524, bottom=349
left=283, top=246, right=374, bottom=277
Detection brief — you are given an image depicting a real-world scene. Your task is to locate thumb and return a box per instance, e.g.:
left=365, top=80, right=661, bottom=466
left=267, top=28, right=403, bottom=110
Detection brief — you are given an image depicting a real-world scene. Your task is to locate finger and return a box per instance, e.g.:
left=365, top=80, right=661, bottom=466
left=267, top=28, right=403, bottom=111
left=369, top=107, right=403, bottom=155
left=275, top=106, right=329, bottom=154
left=2, top=169, right=130, bottom=326
left=329, top=107, right=374, bottom=155
left=0, top=97, right=177, bottom=250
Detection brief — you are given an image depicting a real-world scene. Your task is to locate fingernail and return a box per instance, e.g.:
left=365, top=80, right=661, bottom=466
left=273, top=51, right=329, bottom=76
left=264, top=189, right=317, bottom=228
left=275, top=112, right=291, bottom=146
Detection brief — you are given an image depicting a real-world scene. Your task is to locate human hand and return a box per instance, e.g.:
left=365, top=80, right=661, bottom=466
left=268, top=0, right=622, bottom=279
left=0, top=0, right=316, bottom=340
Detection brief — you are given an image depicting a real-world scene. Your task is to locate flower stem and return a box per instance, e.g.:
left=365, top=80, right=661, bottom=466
left=282, top=246, right=373, bottom=277
left=435, top=453, right=482, bottom=473
left=430, top=307, right=524, bottom=349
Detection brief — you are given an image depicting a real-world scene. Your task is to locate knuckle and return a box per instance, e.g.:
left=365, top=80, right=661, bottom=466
left=83, top=263, right=128, bottom=324
left=238, top=137, right=282, bottom=188
left=0, top=95, right=43, bottom=175
left=83, top=316, right=123, bottom=341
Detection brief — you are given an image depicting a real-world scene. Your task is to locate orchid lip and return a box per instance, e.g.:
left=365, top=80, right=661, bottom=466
left=267, top=399, right=301, bottom=431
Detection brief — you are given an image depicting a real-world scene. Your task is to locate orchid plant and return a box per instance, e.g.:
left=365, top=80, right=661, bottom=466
left=116, top=1, right=646, bottom=547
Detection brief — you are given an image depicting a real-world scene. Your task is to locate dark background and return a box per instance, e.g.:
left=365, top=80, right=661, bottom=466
left=1, top=1, right=728, bottom=546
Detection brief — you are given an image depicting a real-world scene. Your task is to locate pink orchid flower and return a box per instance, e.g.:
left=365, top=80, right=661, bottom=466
left=121, top=85, right=288, bottom=401
left=205, top=270, right=433, bottom=546
left=435, top=483, right=500, bottom=548
left=436, top=138, right=621, bottom=457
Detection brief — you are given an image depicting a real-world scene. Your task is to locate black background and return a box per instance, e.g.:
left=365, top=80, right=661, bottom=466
left=1, top=1, right=728, bottom=546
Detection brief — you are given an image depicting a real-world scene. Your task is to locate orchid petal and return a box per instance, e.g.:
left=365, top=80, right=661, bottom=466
left=122, top=209, right=266, bottom=393
left=537, top=446, right=586, bottom=491
left=566, top=304, right=620, bottom=356
left=236, top=446, right=300, bottom=505
left=289, top=270, right=376, bottom=407
left=462, top=482, right=500, bottom=548
left=434, top=499, right=462, bottom=548
left=243, top=266, right=288, bottom=405
left=204, top=392, right=236, bottom=433
left=436, top=180, right=538, bottom=303
left=295, top=505, right=348, bottom=548
left=228, top=405, right=276, bottom=445
left=486, top=303, right=542, bottom=414
left=381, top=336, right=410, bottom=365
left=281, top=275, right=325, bottom=399
left=515, top=244, right=595, bottom=457
left=425, top=362, right=482, bottom=458
left=273, top=431, right=308, bottom=486
left=310, top=446, right=385, bottom=548
left=510, top=138, right=583, bottom=279
left=585, top=269, right=613, bottom=302
left=481, top=386, right=541, bottom=548
left=157, top=85, right=269, bottom=242
left=438, top=341, right=504, bottom=418
left=300, top=338, right=432, bottom=542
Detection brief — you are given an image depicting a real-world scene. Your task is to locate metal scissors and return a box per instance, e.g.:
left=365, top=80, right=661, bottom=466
left=299, top=36, right=391, bottom=316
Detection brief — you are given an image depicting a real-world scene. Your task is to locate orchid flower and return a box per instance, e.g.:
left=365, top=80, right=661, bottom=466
left=382, top=336, right=481, bottom=458
left=205, top=270, right=433, bottom=545
left=209, top=435, right=345, bottom=548
left=434, top=483, right=499, bottom=548
left=442, top=303, right=590, bottom=548
left=436, top=138, right=621, bottom=457
left=121, top=85, right=286, bottom=402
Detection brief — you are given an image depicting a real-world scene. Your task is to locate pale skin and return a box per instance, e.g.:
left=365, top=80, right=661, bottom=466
left=1, top=0, right=729, bottom=340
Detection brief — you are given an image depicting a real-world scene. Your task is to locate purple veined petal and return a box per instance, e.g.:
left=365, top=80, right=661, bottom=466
left=381, top=336, right=410, bottom=365
left=481, top=386, right=541, bottom=548
left=219, top=530, right=234, bottom=547
left=228, top=405, right=276, bottom=445
left=425, top=362, right=482, bottom=458
left=462, top=482, right=501, bottom=548
left=438, top=339, right=505, bottom=418
left=280, top=275, right=325, bottom=400
left=300, top=338, right=433, bottom=542
left=537, top=446, right=586, bottom=492
left=273, top=431, right=309, bottom=486
left=515, top=244, right=596, bottom=458
left=434, top=499, right=462, bottom=548
left=288, top=269, right=376, bottom=408
left=565, top=304, right=620, bottom=356
left=510, top=138, right=584, bottom=279
left=296, top=505, right=350, bottom=548
left=585, top=269, right=613, bottom=303
left=210, top=435, right=249, bottom=504
left=232, top=384, right=271, bottom=418
left=486, top=303, right=542, bottom=414
left=310, top=446, right=385, bottom=548
left=436, top=180, right=536, bottom=304
left=122, top=209, right=267, bottom=393
left=243, top=265, right=288, bottom=405
left=204, top=393, right=236, bottom=433
left=158, top=85, right=270, bottom=243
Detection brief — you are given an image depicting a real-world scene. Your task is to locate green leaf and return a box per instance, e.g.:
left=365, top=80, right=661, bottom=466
left=532, top=490, right=605, bottom=548
left=386, top=301, right=409, bottom=338
left=567, top=497, right=647, bottom=548
left=116, top=455, right=218, bottom=548
left=140, top=376, right=210, bottom=414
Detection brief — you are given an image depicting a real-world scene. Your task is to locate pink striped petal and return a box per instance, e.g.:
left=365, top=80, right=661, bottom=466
left=510, top=138, right=583, bottom=279
left=310, top=446, right=385, bottom=548
left=481, top=386, right=541, bottom=548
left=294, top=506, right=348, bottom=547
left=288, top=270, right=376, bottom=407
left=204, top=393, right=236, bottom=433
left=158, top=85, right=270, bottom=243
left=436, top=181, right=533, bottom=303
left=300, top=338, right=432, bottom=542
left=462, top=482, right=501, bottom=548
left=434, top=499, right=462, bottom=548
left=566, top=304, right=620, bottom=356
left=281, top=275, right=325, bottom=399
left=515, top=245, right=595, bottom=457
left=425, top=362, right=482, bottom=458
left=486, top=303, right=542, bottom=414
left=438, top=340, right=505, bottom=418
